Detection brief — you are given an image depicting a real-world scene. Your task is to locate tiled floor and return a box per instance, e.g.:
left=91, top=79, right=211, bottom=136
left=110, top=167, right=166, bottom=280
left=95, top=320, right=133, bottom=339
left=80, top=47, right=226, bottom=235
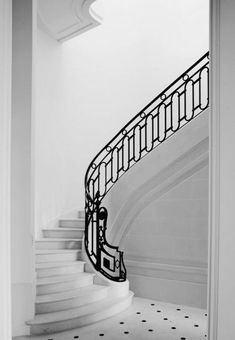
left=16, top=297, right=207, bottom=340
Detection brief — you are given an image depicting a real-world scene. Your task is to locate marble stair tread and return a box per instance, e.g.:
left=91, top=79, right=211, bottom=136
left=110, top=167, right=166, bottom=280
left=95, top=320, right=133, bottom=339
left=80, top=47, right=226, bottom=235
left=36, top=249, right=82, bottom=254
left=36, top=260, right=86, bottom=270
left=36, top=284, right=108, bottom=303
left=60, top=218, right=84, bottom=222
left=59, top=219, right=85, bottom=228
left=36, top=272, right=93, bottom=286
left=36, top=238, right=82, bottom=241
left=27, top=291, right=134, bottom=325
left=43, top=227, right=84, bottom=231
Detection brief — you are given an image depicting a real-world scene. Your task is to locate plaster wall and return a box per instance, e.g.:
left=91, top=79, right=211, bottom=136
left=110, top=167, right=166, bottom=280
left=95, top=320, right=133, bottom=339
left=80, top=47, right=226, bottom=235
left=35, top=0, right=209, bottom=234
left=124, top=166, right=208, bottom=267
left=123, top=165, right=208, bottom=308
left=104, top=109, right=209, bottom=308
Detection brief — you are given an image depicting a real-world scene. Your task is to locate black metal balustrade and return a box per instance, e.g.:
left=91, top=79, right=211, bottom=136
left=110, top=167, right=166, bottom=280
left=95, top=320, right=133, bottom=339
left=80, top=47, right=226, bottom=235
left=84, top=52, right=209, bottom=282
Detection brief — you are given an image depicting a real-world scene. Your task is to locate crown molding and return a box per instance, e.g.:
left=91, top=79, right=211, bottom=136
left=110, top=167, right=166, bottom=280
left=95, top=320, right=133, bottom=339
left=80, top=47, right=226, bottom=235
left=37, top=0, right=101, bottom=42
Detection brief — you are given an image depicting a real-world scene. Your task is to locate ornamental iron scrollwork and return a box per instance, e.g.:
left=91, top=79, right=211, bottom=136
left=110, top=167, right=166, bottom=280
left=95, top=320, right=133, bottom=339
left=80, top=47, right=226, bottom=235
left=84, top=52, right=209, bottom=282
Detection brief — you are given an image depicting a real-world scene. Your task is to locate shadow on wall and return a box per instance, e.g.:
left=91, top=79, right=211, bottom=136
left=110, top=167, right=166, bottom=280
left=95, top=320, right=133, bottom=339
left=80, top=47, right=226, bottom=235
left=104, top=109, right=209, bottom=308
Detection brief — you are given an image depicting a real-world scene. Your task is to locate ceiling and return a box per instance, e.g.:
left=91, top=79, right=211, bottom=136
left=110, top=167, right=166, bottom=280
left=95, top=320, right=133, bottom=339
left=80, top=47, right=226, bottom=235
left=37, top=0, right=101, bottom=42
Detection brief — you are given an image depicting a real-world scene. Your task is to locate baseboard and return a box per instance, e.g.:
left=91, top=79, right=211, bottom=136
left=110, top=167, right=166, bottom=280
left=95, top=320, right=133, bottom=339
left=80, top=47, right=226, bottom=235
left=125, top=256, right=207, bottom=283
left=128, top=273, right=207, bottom=309
left=125, top=256, right=207, bottom=308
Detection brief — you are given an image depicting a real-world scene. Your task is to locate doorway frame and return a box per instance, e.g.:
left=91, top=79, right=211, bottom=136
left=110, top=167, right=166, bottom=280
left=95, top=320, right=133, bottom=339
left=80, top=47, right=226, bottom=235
left=207, top=0, right=220, bottom=339
left=0, top=0, right=12, bottom=339
left=0, top=0, right=222, bottom=339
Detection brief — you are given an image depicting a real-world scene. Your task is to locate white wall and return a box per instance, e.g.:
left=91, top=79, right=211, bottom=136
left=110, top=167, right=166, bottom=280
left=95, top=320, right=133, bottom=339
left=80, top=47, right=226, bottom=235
left=11, top=0, right=36, bottom=336
left=102, top=108, right=209, bottom=308
left=107, top=109, right=209, bottom=244
left=124, top=165, right=208, bottom=308
left=0, top=0, right=12, bottom=338
left=124, top=166, right=208, bottom=267
left=35, top=0, right=209, bottom=233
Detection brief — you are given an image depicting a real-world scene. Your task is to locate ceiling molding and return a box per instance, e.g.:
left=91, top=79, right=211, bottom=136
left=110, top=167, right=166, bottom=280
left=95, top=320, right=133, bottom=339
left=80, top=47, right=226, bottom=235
left=37, top=0, right=101, bottom=42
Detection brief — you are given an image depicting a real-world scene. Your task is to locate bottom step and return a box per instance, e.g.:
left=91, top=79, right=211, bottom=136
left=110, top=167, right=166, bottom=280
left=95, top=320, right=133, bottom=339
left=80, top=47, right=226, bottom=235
left=27, top=291, right=134, bottom=335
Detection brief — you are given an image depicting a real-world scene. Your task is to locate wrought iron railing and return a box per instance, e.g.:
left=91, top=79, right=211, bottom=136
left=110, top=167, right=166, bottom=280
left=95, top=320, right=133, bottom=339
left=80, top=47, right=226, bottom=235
left=84, top=52, right=209, bottom=282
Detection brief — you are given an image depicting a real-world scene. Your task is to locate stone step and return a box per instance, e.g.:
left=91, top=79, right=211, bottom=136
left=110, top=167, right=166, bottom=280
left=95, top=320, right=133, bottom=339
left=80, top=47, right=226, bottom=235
left=42, top=228, right=84, bottom=239
left=35, top=238, right=82, bottom=250
left=36, top=261, right=85, bottom=278
left=59, top=218, right=85, bottom=228
left=35, top=285, right=109, bottom=314
left=78, top=210, right=85, bottom=219
left=36, top=272, right=94, bottom=296
left=27, top=291, right=134, bottom=335
left=36, top=249, right=82, bottom=263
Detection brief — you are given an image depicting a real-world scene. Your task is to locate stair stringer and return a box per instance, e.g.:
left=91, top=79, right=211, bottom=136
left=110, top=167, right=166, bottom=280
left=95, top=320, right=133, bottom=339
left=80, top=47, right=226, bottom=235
left=119, top=138, right=208, bottom=247
left=105, top=108, right=209, bottom=246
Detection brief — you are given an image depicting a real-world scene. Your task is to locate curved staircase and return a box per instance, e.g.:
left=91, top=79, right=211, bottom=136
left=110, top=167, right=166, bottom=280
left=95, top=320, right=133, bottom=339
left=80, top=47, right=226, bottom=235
left=27, top=52, right=209, bottom=335
left=26, top=211, right=133, bottom=335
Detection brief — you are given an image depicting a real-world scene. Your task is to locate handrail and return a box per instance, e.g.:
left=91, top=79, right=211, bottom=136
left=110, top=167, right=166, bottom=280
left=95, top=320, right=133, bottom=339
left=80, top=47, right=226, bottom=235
left=84, top=52, right=209, bottom=282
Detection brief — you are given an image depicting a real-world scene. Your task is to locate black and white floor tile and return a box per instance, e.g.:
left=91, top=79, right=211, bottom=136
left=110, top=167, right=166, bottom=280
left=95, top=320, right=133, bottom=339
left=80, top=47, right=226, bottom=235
left=16, top=297, right=207, bottom=340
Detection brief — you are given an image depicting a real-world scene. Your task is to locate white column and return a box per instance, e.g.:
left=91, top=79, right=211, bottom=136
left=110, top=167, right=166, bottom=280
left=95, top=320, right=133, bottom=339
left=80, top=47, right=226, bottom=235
left=11, top=0, right=37, bottom=336
left=209, top=0, right=235, bottom=339
left=0, top=1, right=12, bottom=339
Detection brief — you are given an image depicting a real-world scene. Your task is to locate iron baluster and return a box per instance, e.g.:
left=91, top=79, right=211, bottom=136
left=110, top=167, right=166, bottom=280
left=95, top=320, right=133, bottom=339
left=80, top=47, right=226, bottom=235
left=84, top=52, right=210, bottom=282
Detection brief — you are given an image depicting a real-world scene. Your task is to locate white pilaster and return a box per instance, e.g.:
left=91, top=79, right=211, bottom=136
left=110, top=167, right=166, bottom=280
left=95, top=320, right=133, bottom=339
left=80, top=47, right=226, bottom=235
left=0, top=1, right=12, bottom=339
left=209, top=0, right=235, bottom=339
left=11, top=0, right=37, bottom=336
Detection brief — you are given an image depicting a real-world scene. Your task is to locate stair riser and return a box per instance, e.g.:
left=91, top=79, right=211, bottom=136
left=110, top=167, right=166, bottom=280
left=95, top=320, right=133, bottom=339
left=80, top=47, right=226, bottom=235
left=43, top=230, right=84, bottom=239
left=30, top=294, right=133, bottom=335
left=78, top=211, right=85, bottom=219
left=36, top=240, right=82, bottom=250
left=36, top=289, right=108, bottom=314
left=36, top=276, right=94, bottom=296
left=36, top=264, right=84, bottom=278
left=59, top=220, right=85, bottom=228
left=36, top=252, right=81, bottom=264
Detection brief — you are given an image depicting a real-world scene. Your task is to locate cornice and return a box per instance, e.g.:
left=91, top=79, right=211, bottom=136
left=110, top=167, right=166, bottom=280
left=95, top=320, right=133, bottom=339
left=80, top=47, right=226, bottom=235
left=37, top=0, right=101, bottom=42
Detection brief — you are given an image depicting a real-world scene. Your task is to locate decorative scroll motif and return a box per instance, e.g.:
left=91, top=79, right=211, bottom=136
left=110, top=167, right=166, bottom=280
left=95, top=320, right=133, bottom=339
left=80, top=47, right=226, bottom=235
left=84, top=52, right=209, bottom=282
